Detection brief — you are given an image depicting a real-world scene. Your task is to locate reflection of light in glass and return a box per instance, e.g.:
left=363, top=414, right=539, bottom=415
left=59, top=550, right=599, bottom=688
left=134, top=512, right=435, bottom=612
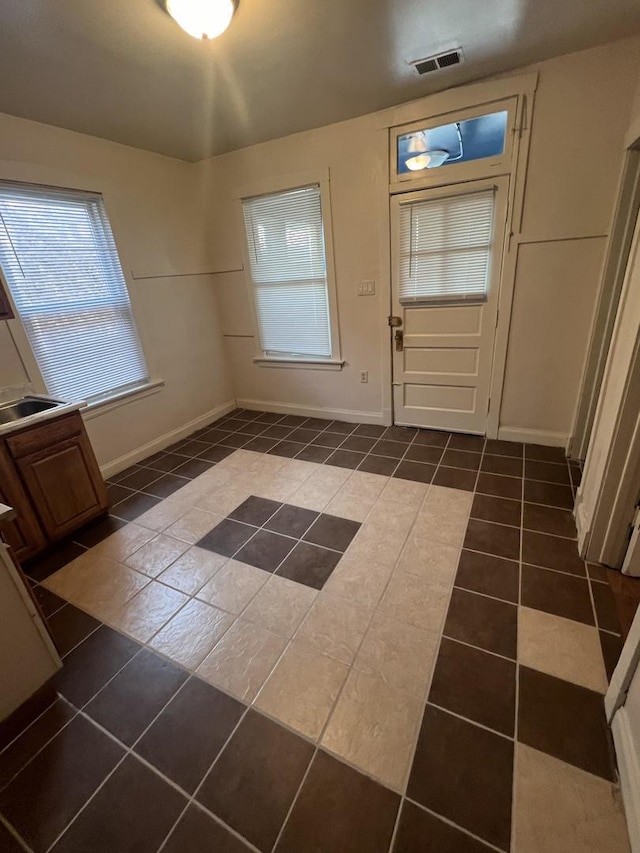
left=405, top=150, right=449, bottom=170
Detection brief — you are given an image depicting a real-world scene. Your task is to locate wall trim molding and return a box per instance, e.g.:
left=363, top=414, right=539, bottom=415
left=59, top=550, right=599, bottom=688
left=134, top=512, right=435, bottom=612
left=497, top=426, right=568, bottom=448
left=236, top=398, right=386, bottom=426
left=99, top=398, right=237, bottom=479
left=612, top=708, right=640, bottom=853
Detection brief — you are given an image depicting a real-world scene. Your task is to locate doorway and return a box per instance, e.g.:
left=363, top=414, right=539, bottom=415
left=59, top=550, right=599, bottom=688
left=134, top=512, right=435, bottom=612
left=390, top=177, right=509, bottom=434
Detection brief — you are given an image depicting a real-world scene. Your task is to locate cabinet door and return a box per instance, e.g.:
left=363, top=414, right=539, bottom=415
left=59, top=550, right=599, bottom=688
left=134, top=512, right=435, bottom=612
left=16, top=433, right=108, bottom=540
left=0, top=446, right=46, bottom=561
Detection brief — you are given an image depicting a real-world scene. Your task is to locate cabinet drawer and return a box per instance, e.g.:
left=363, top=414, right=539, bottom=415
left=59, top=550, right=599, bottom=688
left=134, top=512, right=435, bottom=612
left=6, top=412, right=83, bottom=459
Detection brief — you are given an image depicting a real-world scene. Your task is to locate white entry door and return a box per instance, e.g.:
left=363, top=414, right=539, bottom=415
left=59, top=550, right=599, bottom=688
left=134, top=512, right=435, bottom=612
left=390, top=177, right=509, bottom=433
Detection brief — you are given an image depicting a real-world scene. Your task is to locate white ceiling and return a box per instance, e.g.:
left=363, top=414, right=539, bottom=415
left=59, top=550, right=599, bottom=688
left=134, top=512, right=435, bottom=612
left=1, top=0, right=639, bottom=162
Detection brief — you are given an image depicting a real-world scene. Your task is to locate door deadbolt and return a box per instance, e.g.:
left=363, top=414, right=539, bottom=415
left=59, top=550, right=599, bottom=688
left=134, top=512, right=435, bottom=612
left=394, top=329, right=404, bottom=352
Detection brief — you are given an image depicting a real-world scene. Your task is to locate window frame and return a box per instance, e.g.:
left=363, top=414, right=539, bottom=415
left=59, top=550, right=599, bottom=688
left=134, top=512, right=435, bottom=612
left=235, top=169, right=343, bottom=370
left=389, top=97, right=518, bottom=190
left=0, top=175, right=160, bottom=411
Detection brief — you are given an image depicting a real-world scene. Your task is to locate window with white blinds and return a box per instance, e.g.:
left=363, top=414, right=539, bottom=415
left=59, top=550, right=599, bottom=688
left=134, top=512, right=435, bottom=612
left=0, top=183, right=149, bottom=403
left=398, top=188, right=495, bottom=303
left=242, top=185, right=333, bottom=359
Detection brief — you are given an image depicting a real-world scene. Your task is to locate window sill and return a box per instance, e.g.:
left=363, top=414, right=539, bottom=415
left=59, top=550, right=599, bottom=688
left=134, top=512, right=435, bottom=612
left=253, top=357, right=345, bottom=371
left=83, top=380, right=165, bottom=420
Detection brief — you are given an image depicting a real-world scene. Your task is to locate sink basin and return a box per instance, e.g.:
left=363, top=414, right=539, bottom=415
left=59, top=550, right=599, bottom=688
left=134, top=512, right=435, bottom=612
left=0, top=397, right=61, bottom=426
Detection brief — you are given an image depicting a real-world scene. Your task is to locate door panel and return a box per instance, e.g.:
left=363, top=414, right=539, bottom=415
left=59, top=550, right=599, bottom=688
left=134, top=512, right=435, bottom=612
left=391, top=177, right=509, bottom=434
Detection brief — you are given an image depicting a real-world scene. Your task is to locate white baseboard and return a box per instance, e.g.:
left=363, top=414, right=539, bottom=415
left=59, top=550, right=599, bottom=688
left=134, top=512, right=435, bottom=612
left=235, top=398, right=385, bottom=426
left=612, top=708, right=640, bottom=853
left=99, top=399, right=237, bottom=479
left=574, top=495, right=591, bottom=556
left=497, top=426, right=569, bottom=448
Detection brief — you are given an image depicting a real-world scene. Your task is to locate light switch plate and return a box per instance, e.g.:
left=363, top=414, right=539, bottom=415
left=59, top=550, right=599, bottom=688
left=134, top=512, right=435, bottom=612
left=357, top=280, right=376, bottom=296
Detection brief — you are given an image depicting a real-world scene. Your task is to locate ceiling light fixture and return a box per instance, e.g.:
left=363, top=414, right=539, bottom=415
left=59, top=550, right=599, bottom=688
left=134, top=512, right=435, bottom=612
left=160, top=0, right=238, bottom=40
left=405, top=133, right=449, bottom=170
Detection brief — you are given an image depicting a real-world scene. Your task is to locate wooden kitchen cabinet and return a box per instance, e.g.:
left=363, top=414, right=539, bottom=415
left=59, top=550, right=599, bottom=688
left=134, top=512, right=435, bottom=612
left=0, top=411, right=107, bottom=559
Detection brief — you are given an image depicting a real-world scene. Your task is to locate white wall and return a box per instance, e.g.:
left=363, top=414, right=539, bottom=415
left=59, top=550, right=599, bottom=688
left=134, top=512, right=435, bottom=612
left=200, top=37, right=640, bottom=442
left=0, top=113, right=234, bottom=469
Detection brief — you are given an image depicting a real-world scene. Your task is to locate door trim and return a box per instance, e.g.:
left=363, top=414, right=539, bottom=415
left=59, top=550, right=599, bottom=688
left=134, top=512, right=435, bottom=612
left=377, top=73, right=538, bottom=436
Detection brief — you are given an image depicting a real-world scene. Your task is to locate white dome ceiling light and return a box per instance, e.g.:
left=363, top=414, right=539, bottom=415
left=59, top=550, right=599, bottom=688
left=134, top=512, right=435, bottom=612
left=404, top=133, right=449, bottom=171
left=160, top=0, right=238, bottom=40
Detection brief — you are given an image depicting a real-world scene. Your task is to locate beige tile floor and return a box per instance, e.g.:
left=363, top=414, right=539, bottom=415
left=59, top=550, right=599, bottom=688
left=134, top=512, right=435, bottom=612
left=40, top=442, right=623, bottom=846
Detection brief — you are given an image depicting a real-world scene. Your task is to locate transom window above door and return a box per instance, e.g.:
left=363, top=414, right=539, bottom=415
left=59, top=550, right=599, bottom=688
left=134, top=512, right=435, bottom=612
left=241, top=182, right=342, bottom=368
left=397, top=187, right=496, bottom=304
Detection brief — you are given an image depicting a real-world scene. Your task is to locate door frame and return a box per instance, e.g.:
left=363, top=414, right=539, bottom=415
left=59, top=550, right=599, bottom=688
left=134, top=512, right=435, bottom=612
left=389, top=176, right=510, bottom=433
left=375, top=71, right=538, bottom=436
left=605, top=606, right=640, bottom=851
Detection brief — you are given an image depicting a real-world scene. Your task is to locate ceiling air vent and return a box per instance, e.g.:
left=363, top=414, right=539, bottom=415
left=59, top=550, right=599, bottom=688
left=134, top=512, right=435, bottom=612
left=412, top=48, right=464, bottom=75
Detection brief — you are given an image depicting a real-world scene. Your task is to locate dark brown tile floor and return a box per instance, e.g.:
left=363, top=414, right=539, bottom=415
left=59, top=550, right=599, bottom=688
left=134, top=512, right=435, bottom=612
left=3, top=408, right=635, bottom=853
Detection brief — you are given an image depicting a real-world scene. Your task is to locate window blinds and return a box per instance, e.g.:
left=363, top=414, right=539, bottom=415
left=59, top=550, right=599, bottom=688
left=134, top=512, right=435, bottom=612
left=242, top=185, right=332, bottom=359
left=0, top=183, right=149, bottom=403
left=398, top=188, right=495, bottom=303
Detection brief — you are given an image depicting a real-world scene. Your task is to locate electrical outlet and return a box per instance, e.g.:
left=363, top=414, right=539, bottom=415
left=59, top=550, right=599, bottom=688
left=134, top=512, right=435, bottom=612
left=360, top=371, right=368, bottom=383
left=357, top=280, right=376, bottom=296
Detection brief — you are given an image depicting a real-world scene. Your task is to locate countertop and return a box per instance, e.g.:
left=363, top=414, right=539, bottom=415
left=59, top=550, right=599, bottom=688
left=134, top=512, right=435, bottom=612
left=0, top=395, right=86, bottom=438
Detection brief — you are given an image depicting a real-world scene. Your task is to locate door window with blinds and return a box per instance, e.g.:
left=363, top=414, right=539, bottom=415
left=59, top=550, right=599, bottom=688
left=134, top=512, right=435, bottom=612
left=397, top=188, right=496, bottom=304
left=0, top=183, right=149, bottom=403
left=242, top=184, right=338, bottom=362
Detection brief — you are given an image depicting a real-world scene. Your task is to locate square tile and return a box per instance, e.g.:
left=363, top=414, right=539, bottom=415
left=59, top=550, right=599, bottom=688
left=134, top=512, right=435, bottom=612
left=600, top=631, right=624, bottom=681
left=448, top=434, right=485, bottom=452
left=51, top=754, right=186, bottom=853
left=358, top=454, right=399, bottom=475
left=243, top=575, right=317, bottom=637
left=392, top=460, right=435, bottom=484
left=53, top=626, right=140, bottom=707
left=296, top=444, right=334, bottom=463
left=379, top=571, right=450, bottom=633
left=303, top=513, right=360, bottom=551
left=278, top=415, right=309, bottom=428
left=591, top=581, right=622, bottom=633
left=476, top=472, right=522, bottom=499
left=92, top=522, right=157, bottom=561
left=172, top=458, right=215, bottom=479
left=312, top=431, right=346, bottom=448
left=124, top=534, right=190, bottom=577
left=235, top=529, right=297, bottom=572
left=322, top=670, right=422, bottom=790
left=403, top=443, right=443, bottom=464
left=25, top=541, right=87, bottom=583
left=525, top=459, right=570, bottom=485
left=296, top=593, right=372, bottom=664
left=85, top=649, right=187, bottom=745
left=277, top=542, right=342, bottom=590
left=524, top=479, right=573, bottom=509
left=275, top=750, right=399, bottom=853
left=256, top=642, right=348, bottom=739
left=523, top=502, right=577, bottom=538
left=340, top=435, right=376, bottom=453
left=429, top=638, right=516, bottom=735
left=163, top=804, right=252, bottom=853
left=396, top=536, right=460, bottom=585
left=413, top=429, right=450, bottom=447
left=143, top=473, right=189, bottom=499
left=514, top=743, right=630, bottom=853
left=0, top=700, right=76, bottom=791
left=244, top=436, right=279, bottom=453
left=518, top=607, right=608, bottom=693
left=525, top=444, right=566, bottom=463
left=432, top=466, right=477, bottom=491
left=444, top=588, right=518, bottom=659
left=326, top=449, right=366, bottom=469
left=485, top=439, right=523, bottom=458
left=522, top=530, right=585, bottom=575
left=148, top=599, right=234, bottom=669
left=354, top=611, right=439, bottom=699
left=197, top=560, right=269, bottom=613
left=371, top=439, right=406, bottom=459
left=265, top=504, right=319, bottom=537
left=197, top=618, right=287, bottom=702
left=165, top=508, right=224, bottom=543
left=136, top=677, right=243, bottom=793
left=471, top=494, right=521, bottom=527
left=305, top=417, right=331, bottom=431
left=442, top=449, right=482, bottom=470
left=521, top=564, right=594, bottom=625
left=134, top=498, right=190, bottom=533
left=158, top=546, right=227, bottom=595
left=455, top=550, right=519, bottom=603
left=464, top=519, right=520, bottom=560
left=379, top=477, right=428, bottom=508
left=407, top=705, right=513, bottom=850
left=393, top=801, right=494, bottom=853
left=481, top=454, right=523, bottom=477
left=382, top=426, right=417, bottom=443
left=323, top=554, right=394, bottom=609
left=518, top=666, right=614, bottom=780
left=269, top=440, right=306, bottom=458
left=119, top=466, right=163, bottom=490
left=198, top=710, right=314, bottom=852
left=229, top=496, right=283, bottom=526
left=109, top=582, right=189, bottom=643
left=354, top=424, right=387, bottom=438
left=327, top=420, right=357, bottom=434
left=46, top=604, right=101, bottom=657
left=198, top=445, right=236, bottom=463
left=112, top=492, right=161, bottom=521
left=197, top=518, right=257, bottom=557
left=0, top=715, right=124, bottom=853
